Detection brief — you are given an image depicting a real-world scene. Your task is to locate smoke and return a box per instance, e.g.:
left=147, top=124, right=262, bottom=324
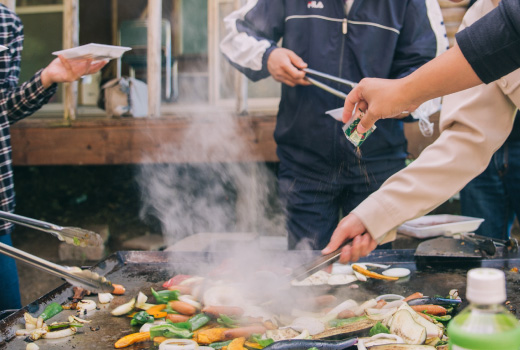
left=136, top=110, right=285, bottom=248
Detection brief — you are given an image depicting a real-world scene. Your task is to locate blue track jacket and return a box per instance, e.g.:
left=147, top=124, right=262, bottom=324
left=221, top=0, right=448, bottom=176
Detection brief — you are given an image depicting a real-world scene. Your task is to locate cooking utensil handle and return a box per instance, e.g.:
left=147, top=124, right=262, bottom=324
left=291, top=238, right=354, bottom=281
left=305, top=76, right=348, bottom=100
left=0, top=241, right=110, bottom=292
left=0, top=210, right=61, bottom=232
left=303, top=68, right=358, bottom=89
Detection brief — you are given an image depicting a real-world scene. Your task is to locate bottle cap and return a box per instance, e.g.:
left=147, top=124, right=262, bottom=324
left=466, top=268, right=506, bottom=304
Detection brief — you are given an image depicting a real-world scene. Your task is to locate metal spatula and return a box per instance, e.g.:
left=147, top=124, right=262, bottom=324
left=0, top=241, right=113, bottom=292
left=0, top=210, right=103, bottom=248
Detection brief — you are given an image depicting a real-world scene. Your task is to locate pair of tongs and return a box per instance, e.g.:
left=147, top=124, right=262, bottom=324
left=0, top=210, right=103, bottom=247
left=303, top=68, right=357, bottom=100
left=0, top=211, right=112, bottom=292
left=0, top=242, right=113, bottom=292
left=290, top=237, right=355, bottom=281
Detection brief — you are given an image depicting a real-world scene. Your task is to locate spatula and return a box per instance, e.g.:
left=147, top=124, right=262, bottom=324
left=0, top=210, right=103, bottom=248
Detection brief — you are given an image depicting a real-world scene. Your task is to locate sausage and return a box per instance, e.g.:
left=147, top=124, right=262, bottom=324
left=222, top=326, right=267, bottom=340
left=166, top=314, right=191, bottom=323
left=167, top=285, right=192, bottom=294
left=169, top=300, right=197, bottom=315
left=202, top=306, right=244, bottom=317
left=337, top=309, right=356, bottom=319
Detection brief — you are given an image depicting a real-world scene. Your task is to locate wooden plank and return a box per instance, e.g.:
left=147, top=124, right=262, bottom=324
left=63, top=0, right=79, bottom=120
left=10, top=115, right=278, bottom=165
left=147, top=0, right=161, bottom=117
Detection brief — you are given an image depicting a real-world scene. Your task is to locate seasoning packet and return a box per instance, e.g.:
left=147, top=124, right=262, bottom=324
left=342, top=112, right=376, bottom=147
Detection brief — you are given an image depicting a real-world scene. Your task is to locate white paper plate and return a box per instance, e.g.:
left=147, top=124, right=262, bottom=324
left=53, top=43, right=131, bottom=60
left=397, top=214, right=484, bottom=239
left=382, top=268, right=410, bottom=278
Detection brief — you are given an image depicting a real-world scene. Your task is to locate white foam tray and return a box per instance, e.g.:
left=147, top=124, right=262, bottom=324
left=397, top=214, right=484, bottom=239
left=53, top=43, right=131, bottom=60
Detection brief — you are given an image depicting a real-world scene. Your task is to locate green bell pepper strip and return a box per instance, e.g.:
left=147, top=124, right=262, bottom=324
left=39, top=302, right=63, bottom=321
left=217, top=314, right=239, bottom=328
left=328, top=316, right=367, bottom=327
left=209, top=340, right=233, bottom=349
left=164, top=303, right=179, bottom=314
left=188, top=313, right=211, bottom=331
left=149, top=324, right=193, bottom=339
left=250, top=334, right=274, bottom=347
left=368, top=322, right=390, bottom=337
left=130, top=311, right=155, bottom=326
left=151, top=288, right=180, bottom=304
left=166, top=321, right=192, bottom=330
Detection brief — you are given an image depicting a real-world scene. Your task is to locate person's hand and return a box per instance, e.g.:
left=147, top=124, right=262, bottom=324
left=41, top=55, right=108, bottom=89
left=342, top=77, right=421, bottom=133
left=267, top=48, right=311, bottom=87
left=321, top=213, right=378, bottom=263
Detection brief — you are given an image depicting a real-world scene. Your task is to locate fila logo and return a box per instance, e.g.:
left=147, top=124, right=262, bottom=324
left=307, top=1, right=324, bottom=9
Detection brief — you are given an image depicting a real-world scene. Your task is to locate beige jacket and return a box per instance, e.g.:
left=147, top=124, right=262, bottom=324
left=352, top=0, right=520, bottom=243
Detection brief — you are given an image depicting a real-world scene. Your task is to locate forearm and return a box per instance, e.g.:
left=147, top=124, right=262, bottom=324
left=402, top=45, right=482, bottom=108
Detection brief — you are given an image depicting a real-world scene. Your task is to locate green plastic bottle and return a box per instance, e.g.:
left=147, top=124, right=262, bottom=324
left=448, top=268, right=520, bottom=350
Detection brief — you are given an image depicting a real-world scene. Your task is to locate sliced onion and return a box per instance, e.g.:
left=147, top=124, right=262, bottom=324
left=287, top=317, right=325, bottom=335
left=179, top=295, right=201, bottom=309
left=42, top=326, right=76, bottom=339
left=16, top=329, right=34, bottom=336
left=292, top=329, right=310, bottom=339
left=68, top=315, right=92, bottom=324
left=140, top=320, right=167, bottom=333
left=382, top=300, right=405, bottom=309
left=366, top=307, right=397, bottom=321
left=159, top=338, right=199, bottom=350
left=326, top=299, right=358, bottom=316
left=375, top=294, right=404, bottom=302
left=24, top=312, right=38, bottom=326
left=78, top=300, right=97, bottom=312
left=111, top=297, right=136, bottom=316
left=98, top=293, right=114, bottom=304
left=353, top=299, right=377, bottom=316
left=36, top=317, right=44, bottom=329
left=26, top=343, right=40, bottom=350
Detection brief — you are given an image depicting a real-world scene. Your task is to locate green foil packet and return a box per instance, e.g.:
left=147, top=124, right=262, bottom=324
left=342, top=118, right=376, bottom=147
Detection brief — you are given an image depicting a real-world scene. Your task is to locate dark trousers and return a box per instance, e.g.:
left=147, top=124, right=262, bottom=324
left=461, top=141, right=520, bottom=241
left=0, top=233, right=21, bottom=311
left=278, top=159, right=405, bottom=250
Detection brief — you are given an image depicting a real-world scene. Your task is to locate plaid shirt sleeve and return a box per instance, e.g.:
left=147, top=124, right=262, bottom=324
left=0, top=5, right=57, bottom=234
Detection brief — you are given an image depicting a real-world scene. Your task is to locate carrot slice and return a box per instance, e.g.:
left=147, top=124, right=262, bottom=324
left=112, top=284, right=126, bottom=295
left=410, top=304, right=448, bottom=316
left=115, top=332, right=150, bottom=348
left=352, top=264, right=399, bottom=281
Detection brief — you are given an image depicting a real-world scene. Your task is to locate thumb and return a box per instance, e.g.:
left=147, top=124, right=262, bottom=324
left=356, top=109, right=378, bottom=134
left=287, top=51, right=307, bottom=69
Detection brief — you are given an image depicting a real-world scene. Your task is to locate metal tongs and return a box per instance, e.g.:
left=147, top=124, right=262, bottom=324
left=0, top=241, right=113, bottom=292
left=0, top=210, right=103, bottom=247
left=290, top=237, right=355, bottom=281
left=303, top=68, right=357, bottom=100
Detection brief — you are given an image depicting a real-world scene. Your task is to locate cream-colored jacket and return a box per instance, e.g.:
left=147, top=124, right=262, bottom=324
left=351, top=0, right=520, bottom=243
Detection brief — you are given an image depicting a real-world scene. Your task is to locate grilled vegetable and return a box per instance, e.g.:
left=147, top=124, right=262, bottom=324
left=410, top=305, right=447, bottom=316
left=150, top=324, right=193, bottom=339
left=368, top=345, right=435, bottom=349
left=389, top=310, right=426, bottom=345
left=227, top=337, right=246, bottom=350
left=260, top=338, right=358, bottom=350
left=114, top=331, right=151, bottom=348
left=352, top=265, right=399, bottom=281
left=131, top=311, right=155, bottom=326
left=39, top=302, right=63, bottom=321
left=369, top=322, right=390, bottom=337
left=111, top=297, right=136, bottom=316
left=147, top=304, right=168, bottom=318
left=152, top=288, right=181, bottom=304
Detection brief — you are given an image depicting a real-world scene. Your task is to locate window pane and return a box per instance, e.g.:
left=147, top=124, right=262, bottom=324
left=19, top=11, right=63, bottom=103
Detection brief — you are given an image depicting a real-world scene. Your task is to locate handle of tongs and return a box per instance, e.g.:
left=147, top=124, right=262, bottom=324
left=290, top=237, right=355, bottom=281
left=0, top=241, right=112, bottom=292
left=303, top=68, right=358, bottom=89
left=0, top=210, right=62, bottom=232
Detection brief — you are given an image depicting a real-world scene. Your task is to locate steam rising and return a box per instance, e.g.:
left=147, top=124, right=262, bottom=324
left=137, top=111, right=285, bottom=248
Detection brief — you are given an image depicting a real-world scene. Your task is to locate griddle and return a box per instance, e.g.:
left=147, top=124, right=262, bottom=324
left=1, top=249, right=520, bottom=349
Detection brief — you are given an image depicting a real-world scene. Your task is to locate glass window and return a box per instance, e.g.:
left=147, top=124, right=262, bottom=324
left=18, top=2, right=64, bottom=104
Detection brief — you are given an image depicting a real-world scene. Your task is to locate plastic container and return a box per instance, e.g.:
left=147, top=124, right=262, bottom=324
left=448, top=268, right=520, bottom=349
left=397, top=214, right=484, bottom=239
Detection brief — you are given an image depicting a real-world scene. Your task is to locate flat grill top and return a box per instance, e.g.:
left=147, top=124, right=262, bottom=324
left=1, top=250, right=520, bottom=349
